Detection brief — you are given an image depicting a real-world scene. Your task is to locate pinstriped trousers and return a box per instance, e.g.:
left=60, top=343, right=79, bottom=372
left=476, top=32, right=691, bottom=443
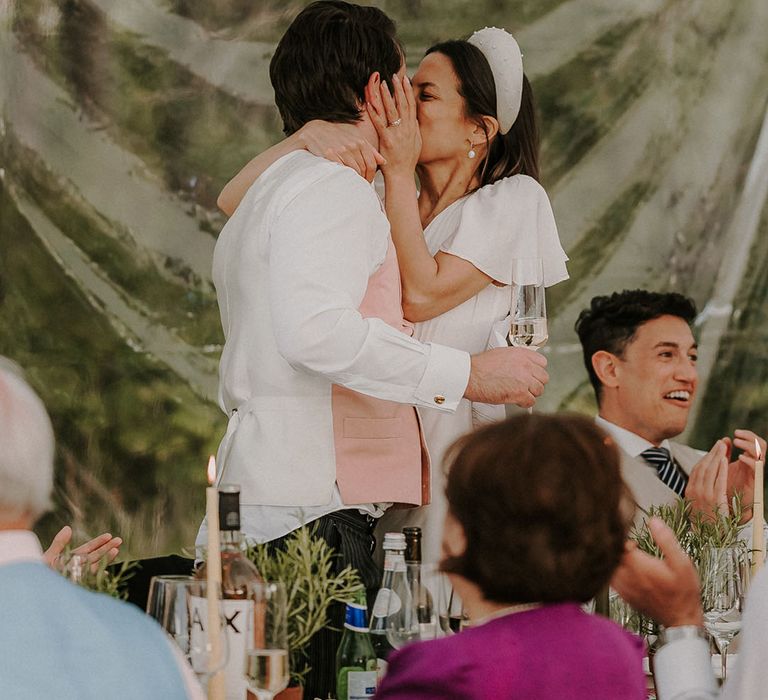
left=266, top=510, right=382, bottom=700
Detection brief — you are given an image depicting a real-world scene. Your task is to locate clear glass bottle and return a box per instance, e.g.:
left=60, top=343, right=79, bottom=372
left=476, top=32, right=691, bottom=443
left=336, top=589, right=377, bottom=700
left=196, top=484, right=263, bottom=700
left=369, top=532, right=415, bottom=673
left=403, top=527, right=436, bottom=639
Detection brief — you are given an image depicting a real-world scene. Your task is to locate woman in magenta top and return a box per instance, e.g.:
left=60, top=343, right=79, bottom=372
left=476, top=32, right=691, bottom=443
left=375, top=414, right=646, bottom=699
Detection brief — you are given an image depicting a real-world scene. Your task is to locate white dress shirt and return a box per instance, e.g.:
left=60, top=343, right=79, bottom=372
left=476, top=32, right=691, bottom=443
left=208, top=152, right=470, bottom=542
left=595, top=415, right=682, bottom=460
left=0, top=530, right=204, bottom=700
left=654, top=565, right=768, bottom=699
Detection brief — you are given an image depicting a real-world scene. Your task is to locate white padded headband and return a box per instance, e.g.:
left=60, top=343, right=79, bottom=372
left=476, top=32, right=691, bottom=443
left=467, top=27, right=524, bottom=135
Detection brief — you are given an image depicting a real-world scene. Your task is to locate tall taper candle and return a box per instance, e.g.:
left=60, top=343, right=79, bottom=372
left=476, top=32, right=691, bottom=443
left=206, top=456, right=225, bottom=700
left=751, top=439, right=764, bottom=576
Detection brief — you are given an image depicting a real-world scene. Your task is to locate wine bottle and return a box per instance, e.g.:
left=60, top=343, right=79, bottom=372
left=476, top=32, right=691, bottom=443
left=195, top=485, right=263, bottom=700
left=403, top=527, right=436, bottom=639
left=336, top=590, right=378, bottom=700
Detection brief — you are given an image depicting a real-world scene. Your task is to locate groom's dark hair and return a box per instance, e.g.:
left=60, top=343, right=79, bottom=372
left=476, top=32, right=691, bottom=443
left=270, top=1, right=402, bottom=135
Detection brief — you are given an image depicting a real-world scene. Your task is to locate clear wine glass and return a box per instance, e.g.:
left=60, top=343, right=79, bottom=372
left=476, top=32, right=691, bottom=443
left=507, top=258, right=548, bottom=351
left=436, top=574, right=468, bottom=636
left=146, top=574, right=195, bottom=626
left=700, top=545, right=746, bottom=682
left=385, top=566, right=421, bottom=649
left=244, top=581, right=290, bottom=700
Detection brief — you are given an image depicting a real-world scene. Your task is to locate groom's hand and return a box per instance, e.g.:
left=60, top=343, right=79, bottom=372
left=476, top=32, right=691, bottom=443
left=464, top=347, right=548, bottom=407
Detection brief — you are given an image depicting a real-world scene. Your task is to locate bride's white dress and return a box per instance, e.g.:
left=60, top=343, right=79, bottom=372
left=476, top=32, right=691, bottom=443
left=376, top=173, right=569, bottom=565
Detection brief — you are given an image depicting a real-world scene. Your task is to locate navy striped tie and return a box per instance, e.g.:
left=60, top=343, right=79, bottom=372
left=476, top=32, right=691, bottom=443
left=640, top=447, right=689, bottom=498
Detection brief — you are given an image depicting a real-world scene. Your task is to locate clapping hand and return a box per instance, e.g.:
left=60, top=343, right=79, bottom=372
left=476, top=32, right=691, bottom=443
left=611, top=518, right=703, bottom=629
left=43, top=526, right=122, bottom=572
left=685, top=439, right=729, bottom=522
left=724, top=429, right=766, bottom=522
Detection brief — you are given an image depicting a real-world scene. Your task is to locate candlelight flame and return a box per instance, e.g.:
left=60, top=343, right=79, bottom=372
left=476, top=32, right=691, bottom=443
left=757, top=439, right=763, bottom=462
left=207, top=455, right=217, bottom=485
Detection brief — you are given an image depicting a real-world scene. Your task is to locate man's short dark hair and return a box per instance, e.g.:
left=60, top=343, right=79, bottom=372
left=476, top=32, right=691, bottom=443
left=269, top=1, right=402, bottom=135
left=441, top=414, right=633, bottom=604
left=574, top=289, right=698, bottom=403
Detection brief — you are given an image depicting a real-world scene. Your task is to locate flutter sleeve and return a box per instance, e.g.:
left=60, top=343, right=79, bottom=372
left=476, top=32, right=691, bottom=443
left=439, top=174, right=569, bottom=287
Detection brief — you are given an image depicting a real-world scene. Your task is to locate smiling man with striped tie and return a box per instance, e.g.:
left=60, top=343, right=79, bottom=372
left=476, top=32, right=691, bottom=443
left=575, top=289, right=765, bottom=527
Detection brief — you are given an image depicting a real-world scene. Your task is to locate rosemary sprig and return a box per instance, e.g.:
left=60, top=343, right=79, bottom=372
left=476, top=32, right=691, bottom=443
left=246, top=524, right=363, bottom=685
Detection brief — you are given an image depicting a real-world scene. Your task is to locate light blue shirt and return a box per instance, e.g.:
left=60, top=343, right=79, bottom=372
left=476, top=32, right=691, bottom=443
left=0, top=531, right=199, bottom=700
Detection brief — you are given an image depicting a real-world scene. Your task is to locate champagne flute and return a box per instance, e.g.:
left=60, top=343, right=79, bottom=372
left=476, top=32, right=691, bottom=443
left=700, top=545, right=746, bottom=682
left=244, top=581, right=290, bottom=700
left=507, top=259, right=547, bottom=414
left=507, top=258, right=548, bottom=350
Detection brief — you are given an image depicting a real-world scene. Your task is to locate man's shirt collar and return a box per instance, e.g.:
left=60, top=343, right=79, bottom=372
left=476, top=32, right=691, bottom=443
left=0, top=530, right=44, bottom=566
left=595, top=415, right=673, bottom=459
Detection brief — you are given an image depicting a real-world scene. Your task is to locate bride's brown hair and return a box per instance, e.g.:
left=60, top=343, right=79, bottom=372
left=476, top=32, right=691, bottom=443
left=426, top=40, right=540, bottom=186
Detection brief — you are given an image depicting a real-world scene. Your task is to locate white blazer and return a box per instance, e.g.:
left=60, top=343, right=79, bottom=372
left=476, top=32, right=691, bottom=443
left=212, top=152, right=470, bottom=506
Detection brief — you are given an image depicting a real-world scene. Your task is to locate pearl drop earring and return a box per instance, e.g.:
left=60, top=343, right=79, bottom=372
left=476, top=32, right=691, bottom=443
left=468, top=148, right=477, bottom=159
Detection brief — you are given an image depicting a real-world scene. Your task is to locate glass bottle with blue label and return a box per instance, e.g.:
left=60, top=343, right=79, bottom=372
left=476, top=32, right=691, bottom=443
left=336, top=590, right=378, bottom=700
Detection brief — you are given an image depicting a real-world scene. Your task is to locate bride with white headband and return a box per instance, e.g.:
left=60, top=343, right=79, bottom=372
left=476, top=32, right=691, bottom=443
left=366, top=27, right=568, bottom=563
left=217, top=27, right=569, bottom=564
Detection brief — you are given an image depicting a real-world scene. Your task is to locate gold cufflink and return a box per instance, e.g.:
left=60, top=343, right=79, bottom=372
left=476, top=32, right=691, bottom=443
left=434, top=395, right=446, bottom=405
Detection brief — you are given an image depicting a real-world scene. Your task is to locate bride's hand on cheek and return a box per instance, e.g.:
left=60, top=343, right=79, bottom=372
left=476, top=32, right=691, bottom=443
left=366, top=74, right=421, bottom=176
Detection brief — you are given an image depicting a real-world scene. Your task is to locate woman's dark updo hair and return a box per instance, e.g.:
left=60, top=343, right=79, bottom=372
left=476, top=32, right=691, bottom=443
left=425, top=40, right=540, bottom=186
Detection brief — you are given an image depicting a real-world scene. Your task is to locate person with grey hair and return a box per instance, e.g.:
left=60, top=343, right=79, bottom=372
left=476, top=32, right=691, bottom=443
left=0, top=356, right=121, bottom=567
left=0, top=359, right=204, bottom=700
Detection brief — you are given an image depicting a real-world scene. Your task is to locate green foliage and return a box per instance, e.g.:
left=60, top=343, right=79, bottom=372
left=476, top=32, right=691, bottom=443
left=617, top=496, right=747, bottom=638
left=631, top=496, right=746, bottom=566
left=0, top=180, right=221, bottom=557
left=60, top=549, right=138, bottom=600
left=246, top=526, right=363, bottom=685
